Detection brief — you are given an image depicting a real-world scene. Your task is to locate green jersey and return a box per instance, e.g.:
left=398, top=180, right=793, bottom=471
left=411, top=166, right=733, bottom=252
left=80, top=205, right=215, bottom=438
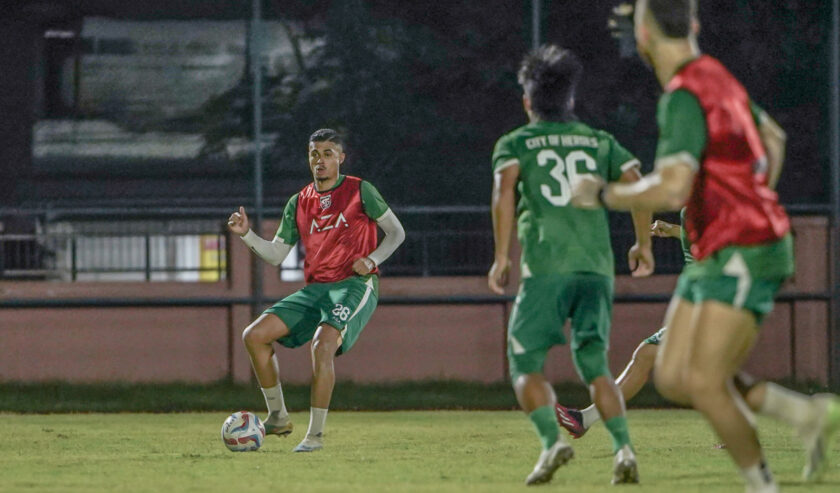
left=492, top=121, right=640, bottom=278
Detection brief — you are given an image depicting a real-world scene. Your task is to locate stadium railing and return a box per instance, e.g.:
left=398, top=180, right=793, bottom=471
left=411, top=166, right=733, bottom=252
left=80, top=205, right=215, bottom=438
left=0, top=204, right=826, bottom=281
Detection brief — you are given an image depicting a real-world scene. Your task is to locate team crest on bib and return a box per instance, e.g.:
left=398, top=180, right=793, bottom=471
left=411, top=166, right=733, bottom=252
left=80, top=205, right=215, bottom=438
left=319, top=195, right=331, bottom=210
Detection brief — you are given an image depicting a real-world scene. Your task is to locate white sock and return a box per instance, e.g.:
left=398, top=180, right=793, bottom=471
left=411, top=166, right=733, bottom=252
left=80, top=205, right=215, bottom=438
left=740, top=461, right=777, bottom=492
left=261, top=384, right=288, bottom=419
left=307, top=407, right=328, bottom=437
left=758, top=382, right=816, bottom=431
left=581, top=405, right=601, bottom=429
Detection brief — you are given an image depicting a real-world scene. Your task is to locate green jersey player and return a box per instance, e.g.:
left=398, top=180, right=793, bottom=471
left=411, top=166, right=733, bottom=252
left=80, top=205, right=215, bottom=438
left=556, top=210, right=689, bottom=438
left=570, top=1, right=840, bottom=490
left=488, top=44, right=654, bottom=486
left=227, top=129, right=405, bottom=453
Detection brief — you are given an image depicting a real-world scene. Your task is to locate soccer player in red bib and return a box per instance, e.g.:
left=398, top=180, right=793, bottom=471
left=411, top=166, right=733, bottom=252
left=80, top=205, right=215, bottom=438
left=227, top=128, right=405, bottom=452
left=571, top=1, right=840, bottom=491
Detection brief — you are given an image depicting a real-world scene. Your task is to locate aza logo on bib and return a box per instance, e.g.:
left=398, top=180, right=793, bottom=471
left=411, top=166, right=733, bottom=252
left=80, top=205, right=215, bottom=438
left=309, top=212, right=349, bottom=234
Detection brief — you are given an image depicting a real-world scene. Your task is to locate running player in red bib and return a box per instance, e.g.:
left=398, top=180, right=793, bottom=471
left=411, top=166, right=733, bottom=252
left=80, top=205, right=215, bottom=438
left=227, top=128, right=405, bottom=453
left=556, top=209, right=835, bottom=465
left=570, top=1, right=839, bottom=491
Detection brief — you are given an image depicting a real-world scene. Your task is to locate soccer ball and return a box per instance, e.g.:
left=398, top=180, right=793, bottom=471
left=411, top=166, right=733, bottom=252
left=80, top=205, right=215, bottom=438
left=221, top=411, right=266, bottom=452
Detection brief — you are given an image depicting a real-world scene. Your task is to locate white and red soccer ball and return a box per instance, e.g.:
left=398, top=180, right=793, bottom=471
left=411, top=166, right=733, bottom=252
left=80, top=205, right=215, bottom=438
left=221, top=411, right=266, bottom=452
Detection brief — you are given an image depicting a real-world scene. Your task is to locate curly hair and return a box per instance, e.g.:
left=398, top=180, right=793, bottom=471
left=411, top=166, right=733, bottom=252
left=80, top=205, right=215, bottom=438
left=517, top=44, right=582, bottom=121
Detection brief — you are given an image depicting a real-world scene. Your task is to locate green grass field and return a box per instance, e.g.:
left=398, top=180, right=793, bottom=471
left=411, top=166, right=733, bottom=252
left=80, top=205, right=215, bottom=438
left=3, top=410, right=839, bottom=492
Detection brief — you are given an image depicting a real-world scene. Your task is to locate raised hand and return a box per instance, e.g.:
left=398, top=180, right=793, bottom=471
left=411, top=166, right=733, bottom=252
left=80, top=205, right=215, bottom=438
left=227, top=206, right=250, bottom=236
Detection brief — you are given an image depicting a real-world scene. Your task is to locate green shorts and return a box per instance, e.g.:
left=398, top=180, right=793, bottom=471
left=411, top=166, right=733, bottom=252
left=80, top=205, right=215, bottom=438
left=264, top=275, right=379, bottom=354
left=675, top=235, right=793, bottom=324
left=507, top=272, right=613, bottom=383
left=643, top=327, right=667, bottom=345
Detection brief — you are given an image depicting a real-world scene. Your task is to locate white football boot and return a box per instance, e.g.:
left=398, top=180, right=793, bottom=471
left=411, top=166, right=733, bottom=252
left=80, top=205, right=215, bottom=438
left=293, top=433, right=324, bottom=452
left=263, top=412, right=294, bottom=437
left=524, top=440, right=574, bottom=485
left=802, top=393, right=840, bottom=481
left=611, top=444, right=639, bottom=484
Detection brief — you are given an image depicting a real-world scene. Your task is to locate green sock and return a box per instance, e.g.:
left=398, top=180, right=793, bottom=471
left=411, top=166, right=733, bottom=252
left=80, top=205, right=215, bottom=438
left=604, top=416, right=632, bottom=454
left=529, top=405, right=560, bottom=450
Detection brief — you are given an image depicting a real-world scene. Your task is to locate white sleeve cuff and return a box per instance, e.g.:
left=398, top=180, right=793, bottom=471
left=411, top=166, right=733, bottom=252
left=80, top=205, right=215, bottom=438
left=494, top=159, right=520, bottom=173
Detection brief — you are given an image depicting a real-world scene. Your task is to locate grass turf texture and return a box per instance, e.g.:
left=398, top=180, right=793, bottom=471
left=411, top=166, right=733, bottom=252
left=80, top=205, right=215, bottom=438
left=3, top=410, right=839, bottom=492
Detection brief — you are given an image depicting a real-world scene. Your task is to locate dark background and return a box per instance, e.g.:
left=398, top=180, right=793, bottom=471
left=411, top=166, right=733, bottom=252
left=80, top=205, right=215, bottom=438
left=0, top=0, right=832, bottom=209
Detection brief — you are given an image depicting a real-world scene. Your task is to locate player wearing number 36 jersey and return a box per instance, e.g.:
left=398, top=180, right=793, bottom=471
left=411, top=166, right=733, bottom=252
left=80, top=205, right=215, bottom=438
left=488, top=44, right=653, bottom=486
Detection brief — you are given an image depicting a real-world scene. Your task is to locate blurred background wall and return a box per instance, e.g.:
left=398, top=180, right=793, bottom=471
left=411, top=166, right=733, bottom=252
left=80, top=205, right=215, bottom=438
left=0, top=0, right=836, bottom=386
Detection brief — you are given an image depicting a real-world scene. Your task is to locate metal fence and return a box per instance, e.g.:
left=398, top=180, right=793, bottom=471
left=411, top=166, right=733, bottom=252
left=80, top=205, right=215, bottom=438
left=0, top=232, right=227, bottom=281
left=0, top=208, right=690, bottom=281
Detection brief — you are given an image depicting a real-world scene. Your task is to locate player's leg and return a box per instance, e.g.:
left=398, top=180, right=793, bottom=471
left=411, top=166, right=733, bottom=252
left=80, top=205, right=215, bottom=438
left=687, top=300, right=776, bottom=491
left=242, top=313, right=291, bottom=387
left=617, top=333, right=661, bottom=400
left=735, top=372, right=840, bottom=481
left=508, top=276, right=574, bottom=485
left=557, top=334, right=659, bottom=438
left=259, top=287, right=327, bottom=438
left=512, top=364, right=575, bottom=485
left=294, top=275, right=378, bottom=453
left=310, top=323, right=342, bottom=409
left=514, top=371, right=556, bottom=413
left=735, top=372, right=819, bottom=430
left=653, top=287, right=698, bottom=406
left=292, top=323, right=341, bottom=453
left=241, top=313, right=295, bottom=436
left=568, top=272, right=637, bottom=484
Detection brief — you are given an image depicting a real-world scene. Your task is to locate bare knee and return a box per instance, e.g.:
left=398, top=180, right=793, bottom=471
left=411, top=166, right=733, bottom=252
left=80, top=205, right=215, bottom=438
left=242, top=314, right=289, bottom=351
left=311, top=338, right=338, bottom=362
left=311, top=326, right=341, bottom=364
left=242, top=323, right=270, bottom=350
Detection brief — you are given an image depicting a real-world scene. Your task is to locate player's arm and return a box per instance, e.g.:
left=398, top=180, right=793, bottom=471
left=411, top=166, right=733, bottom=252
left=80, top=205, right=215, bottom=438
left=601, top=163, right=694, bottom=211
left=618, top=165, right=654, bottom=276
left=572, top=89, right=702, bottom=212
left=361, top=210, right=405, bottom=272
left=355, top=181, right=406, bottom=275
left=752, top=101, right=786, bottom=190
left=227, top=206, right=294, bottom=266
left=488, top=161, right=519, bottom=294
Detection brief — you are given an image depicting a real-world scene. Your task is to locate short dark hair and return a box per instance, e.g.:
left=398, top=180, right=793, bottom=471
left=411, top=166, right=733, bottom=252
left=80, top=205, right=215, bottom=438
left=517, top=44, right=582, bottom=121
left=646, top=0, right=696, bottom=38
left=309, top=128, right=344, bottom=148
